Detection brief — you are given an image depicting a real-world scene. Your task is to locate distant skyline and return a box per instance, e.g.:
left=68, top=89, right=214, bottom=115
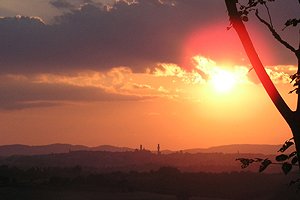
left=0, top=0, right=299, bottom=150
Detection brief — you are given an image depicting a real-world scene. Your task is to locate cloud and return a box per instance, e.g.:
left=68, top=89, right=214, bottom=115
left=132, top=83, right=153, bottom=89
left=0, top=73, right=151, bottom=110
left=0, top=0, right=231, bottom=74
left=50, top=0, right=76, bottom=10
left=0, top=0, right=298, bottom=75
left=0, top=7, right=16, bottom=16
left=49, top=0, right=102, bottom=11
left=153, top=56, right=252, bottom=86
left=265, top=66, right=292, bottom=84
left=0, top=56, right=294, bottom=111
left=153, top=62, right=205, bottom=85
left=157, top=86, right=169, bottom=93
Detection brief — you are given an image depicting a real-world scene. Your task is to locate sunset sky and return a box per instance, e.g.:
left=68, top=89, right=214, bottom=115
left=0, top=0, right=299, bottom=150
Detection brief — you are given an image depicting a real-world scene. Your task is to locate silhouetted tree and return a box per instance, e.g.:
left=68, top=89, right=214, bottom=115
left=225, top=0, right=300, bottom=173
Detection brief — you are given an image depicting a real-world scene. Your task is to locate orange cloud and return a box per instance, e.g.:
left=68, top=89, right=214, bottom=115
left=1, top=56, right=296, bottom=111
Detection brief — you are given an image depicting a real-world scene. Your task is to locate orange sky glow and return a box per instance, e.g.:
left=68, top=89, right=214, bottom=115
left=0, top=0, right=299, bottom=150
left=0, top=54, right=297, bottom=150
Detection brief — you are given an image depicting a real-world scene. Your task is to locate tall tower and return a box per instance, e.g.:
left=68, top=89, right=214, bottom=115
left=157, top=144, right=161, bottom=155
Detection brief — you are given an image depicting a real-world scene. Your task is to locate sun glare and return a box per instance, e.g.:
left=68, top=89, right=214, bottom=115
left=210, top=70, right=237, bottom=93
left=192, top=56, right=250, bottom=94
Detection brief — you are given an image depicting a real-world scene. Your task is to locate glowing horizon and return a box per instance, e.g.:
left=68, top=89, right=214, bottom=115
left=0, top=0, right=298, bottom=150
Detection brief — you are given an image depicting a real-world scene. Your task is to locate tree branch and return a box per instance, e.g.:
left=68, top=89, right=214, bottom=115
left=263, top=3, right=273, bottom=28
left=255, top=10, right=297, bottom=54
left=225, top=0, right=294, bottom=125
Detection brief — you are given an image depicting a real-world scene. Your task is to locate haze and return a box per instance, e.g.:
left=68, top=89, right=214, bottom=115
left=0, top=0, right=299, bottom=150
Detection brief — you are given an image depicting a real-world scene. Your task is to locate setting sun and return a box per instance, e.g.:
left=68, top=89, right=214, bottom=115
left=193, top=56, right=249, bottom=94
left=210, top=70, right=237, bottom=93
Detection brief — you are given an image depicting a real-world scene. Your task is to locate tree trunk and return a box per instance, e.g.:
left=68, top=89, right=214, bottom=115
left=295, top=51, right=300, bottom=165
left=292, top=110, right=300, bottom=167
left=224, top=0, right=300, bottom=169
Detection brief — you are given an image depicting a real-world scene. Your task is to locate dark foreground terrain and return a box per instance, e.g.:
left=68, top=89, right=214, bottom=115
left=0, top=165, right=299, bottom=200
left=0, top=150, right=286, bottom=173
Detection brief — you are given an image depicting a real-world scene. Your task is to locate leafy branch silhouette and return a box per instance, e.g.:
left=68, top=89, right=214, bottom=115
left=236, top=138, right=298, bottom=174
left=236, top=138, right=300, bottom=189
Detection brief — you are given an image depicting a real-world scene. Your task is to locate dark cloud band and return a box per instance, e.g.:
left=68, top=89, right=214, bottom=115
left=0, top=0, right=297, bottom=74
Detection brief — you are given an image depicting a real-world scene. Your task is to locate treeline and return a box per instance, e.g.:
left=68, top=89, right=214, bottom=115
left=0, top=165, right=298, bottom=200
left=0, top=150, right=279, bottom=173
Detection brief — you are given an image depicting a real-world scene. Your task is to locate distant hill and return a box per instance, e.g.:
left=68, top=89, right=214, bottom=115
left=90, top=145, right=134, bottom=152
left=183, top=144, right=294, bottom=155
left=0, top=143, right=295, bottom=173
left=0, top=149, right=284, bottom=173
left=0, top=144, right=87, bottom=157
left=0, top=143, right=294, bottom=157
left=0, top=144, right=134, bottom=157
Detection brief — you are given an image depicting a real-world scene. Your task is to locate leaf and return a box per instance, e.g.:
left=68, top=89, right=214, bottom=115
left=285, top=19, right=292, bottom=26
left=243, top=10, right=249, bottom=15
left=278, top=141, right=294, bottom=152
left=276, top=154, right=289, bottom=162
left=254, top=158, right=263, bottom=162
left=236, top=158, right=254, bottom=168
left=291, top=156, right=298, bottom=165
left=248, top=0, right=254, bottom=4
left=242, top=16, right=249, bottom=22
left=284, top=19, right=300, bottom=28
left=259, top=159, right=272, bottom=172
left=289, top=178, right=300, bottom=186
left=289, top=88, right=297, bottom=94
left=292, top=21, right=298, bottom=26
left=288, top=151, right=297, bottom=158
left=290, top=73, right=298, bottom=83
left=282, top=162, right=293, bottom=175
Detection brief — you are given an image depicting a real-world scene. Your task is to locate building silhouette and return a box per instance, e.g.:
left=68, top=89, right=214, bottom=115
left=157, top=144, right=161, bottom=155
